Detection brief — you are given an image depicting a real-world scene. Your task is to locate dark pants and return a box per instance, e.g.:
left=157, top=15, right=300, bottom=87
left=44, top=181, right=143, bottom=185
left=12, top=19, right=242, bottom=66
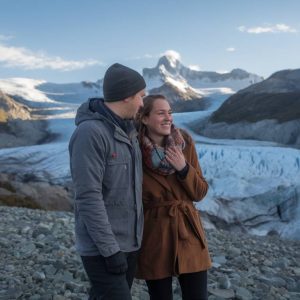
left=146, top=270, right=208, bottom=300
left=81, top=251, right=138, bottom=300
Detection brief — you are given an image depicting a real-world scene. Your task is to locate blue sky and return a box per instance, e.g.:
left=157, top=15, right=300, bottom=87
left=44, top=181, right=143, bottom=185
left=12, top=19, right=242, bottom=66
left=0, top=0, right=299, bottom=83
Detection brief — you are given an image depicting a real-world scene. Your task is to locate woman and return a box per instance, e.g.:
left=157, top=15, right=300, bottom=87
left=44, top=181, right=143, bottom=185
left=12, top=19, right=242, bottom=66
left=135, top=95, right=211, bottom=300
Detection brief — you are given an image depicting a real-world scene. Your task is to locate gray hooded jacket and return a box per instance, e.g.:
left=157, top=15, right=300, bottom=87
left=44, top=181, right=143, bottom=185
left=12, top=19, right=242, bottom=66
left=69, top=99, right=143, bottom=257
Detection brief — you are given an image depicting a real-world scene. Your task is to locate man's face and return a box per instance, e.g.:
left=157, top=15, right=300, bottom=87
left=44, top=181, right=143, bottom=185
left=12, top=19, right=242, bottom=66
left=126, top=89, right=145, bottom=119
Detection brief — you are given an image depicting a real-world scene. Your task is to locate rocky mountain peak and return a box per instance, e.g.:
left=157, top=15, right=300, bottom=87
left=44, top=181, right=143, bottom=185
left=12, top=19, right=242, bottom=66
left=143, top=51, right=183, bottom=81
left=156, top=51, right=182, bottom=72
left=229, top=68, right=251, bottom=79
left=143, top=52, right=263, bottom=94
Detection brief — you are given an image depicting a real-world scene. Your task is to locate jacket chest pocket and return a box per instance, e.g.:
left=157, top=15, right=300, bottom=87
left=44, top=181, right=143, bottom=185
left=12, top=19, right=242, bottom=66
left=104, top=160, right=130, bottom=189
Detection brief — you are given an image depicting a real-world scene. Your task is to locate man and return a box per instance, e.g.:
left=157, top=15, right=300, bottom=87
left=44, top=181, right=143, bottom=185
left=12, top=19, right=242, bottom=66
left=69, top=63, right=146, bottom=299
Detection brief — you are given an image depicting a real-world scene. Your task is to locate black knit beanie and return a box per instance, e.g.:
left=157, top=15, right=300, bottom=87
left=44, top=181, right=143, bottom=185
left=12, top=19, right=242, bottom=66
left=103, top=63, right=146, bottom=102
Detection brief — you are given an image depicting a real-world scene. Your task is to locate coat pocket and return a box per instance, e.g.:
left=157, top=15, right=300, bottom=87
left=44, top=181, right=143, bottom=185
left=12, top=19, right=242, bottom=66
left=183, top=210, right=206, bottom=247
left=107, top=205, right=129, bottom=242
left=104, top=161, right=129, bottom=189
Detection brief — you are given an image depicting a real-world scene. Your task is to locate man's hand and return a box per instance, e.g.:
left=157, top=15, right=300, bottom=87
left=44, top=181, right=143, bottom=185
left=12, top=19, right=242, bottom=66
left=104, top=251, right=128, bottom=274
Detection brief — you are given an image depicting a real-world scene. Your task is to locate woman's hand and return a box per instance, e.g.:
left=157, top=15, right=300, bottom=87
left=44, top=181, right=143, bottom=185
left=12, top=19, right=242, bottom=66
left=165, top=146, right=186, bottom=171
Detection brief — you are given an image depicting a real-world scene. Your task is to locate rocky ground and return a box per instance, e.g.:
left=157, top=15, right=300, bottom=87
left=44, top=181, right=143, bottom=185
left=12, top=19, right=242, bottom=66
left=0, top=205, right=299, bottom=300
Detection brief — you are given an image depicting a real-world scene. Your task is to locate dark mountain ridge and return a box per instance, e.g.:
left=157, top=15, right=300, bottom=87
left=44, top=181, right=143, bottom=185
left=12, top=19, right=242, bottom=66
left=211, top=68, right=300, bottom=124
left=191, top=69, right=300, bottom=148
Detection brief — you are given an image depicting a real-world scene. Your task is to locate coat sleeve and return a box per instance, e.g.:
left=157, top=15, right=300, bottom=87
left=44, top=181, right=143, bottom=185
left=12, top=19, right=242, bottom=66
left=69, top=122, right=120, bottom=257
left=177, top=130, right=208, bottom=202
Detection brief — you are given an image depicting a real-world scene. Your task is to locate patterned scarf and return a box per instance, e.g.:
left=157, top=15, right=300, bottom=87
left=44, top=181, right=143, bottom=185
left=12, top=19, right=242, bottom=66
left=140, top=125, right=185, bottom=176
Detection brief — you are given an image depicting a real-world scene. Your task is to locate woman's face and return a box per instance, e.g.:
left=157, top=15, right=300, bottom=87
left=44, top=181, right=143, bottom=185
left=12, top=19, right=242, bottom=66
left=142, top=98, right=173, bottom=138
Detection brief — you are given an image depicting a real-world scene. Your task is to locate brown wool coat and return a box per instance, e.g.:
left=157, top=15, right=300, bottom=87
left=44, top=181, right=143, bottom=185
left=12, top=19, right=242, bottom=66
left=136, top=130, right=212, bottom=280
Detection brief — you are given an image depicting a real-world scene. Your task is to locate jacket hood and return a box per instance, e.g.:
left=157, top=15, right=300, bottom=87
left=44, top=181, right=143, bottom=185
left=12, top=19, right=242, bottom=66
left=75, top=98, right=107, bottom=126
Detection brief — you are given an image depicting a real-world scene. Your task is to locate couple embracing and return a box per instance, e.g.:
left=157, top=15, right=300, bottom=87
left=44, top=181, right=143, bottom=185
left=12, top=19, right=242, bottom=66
left=69, top=63, right=211, bottom=300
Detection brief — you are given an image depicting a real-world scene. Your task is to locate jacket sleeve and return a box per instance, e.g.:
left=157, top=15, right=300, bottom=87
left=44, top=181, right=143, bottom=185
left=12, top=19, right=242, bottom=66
left=177, top=131, right=208, bottom=202
left=69, top=122, right=120, bottom=257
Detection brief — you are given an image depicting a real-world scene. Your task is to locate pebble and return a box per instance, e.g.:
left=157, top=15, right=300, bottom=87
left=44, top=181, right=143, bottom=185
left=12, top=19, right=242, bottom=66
left=1, top=206, right=299, bottom=300
left=217, top=274, right=231, bottom=289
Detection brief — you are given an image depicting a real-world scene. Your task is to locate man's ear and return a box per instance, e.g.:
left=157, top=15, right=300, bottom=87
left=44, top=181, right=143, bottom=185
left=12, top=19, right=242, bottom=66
left=124, top=96, right=133, bottom=103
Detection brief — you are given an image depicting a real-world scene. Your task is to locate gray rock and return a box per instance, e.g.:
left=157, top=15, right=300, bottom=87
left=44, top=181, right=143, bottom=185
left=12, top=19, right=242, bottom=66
left=5, top=288, right=23, bottom=299
left=289, top=292, right=300, bottom=300
left=40, top=295, right=53, bottom=300
left=33, top=271, right=46, bottom=281
left=217, top=275, right=231, bottom=289
left=227, top=246, right=242, bottom=257
left=293, top=267, right=300, bottom=276
left=29, top=295, right=41, bottom=300
left=5, top=265, right=15, bottom=272
left=53, top=296, right=66, bottom=300
left=20, top=242, right=36, bottom=257
left=213, top=255, right=227, bottom=265
left=272, top=257, right=290, bottom=268
left=235, top=287, right=253, bottom=300
left=32, top=224, right=52, bottom=238
left=65, top=281, right=85, bottom=292
left=208, top=288, right=235, bottom=299
left=257, top=275, right=286, bottom=287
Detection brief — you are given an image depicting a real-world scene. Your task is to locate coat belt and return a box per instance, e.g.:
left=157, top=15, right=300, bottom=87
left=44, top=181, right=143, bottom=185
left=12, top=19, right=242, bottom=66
left=144, top=200, right=205, bottom=248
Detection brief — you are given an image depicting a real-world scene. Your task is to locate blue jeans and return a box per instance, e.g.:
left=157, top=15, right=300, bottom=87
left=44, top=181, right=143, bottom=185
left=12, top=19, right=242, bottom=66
left=81, top=251, right=138, bottom=300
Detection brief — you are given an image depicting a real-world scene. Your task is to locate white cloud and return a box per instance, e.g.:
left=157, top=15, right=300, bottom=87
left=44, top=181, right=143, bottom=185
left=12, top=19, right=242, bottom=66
left=189, top=65, right=201, bottom=71
left=128, top=50, right=183, bottom=70
left=0, top=44, right=102, bottom=71
left=226, top=47, right=236, bottom=52
left=161, top=50, right=181, bottom=61
left=238, top=23, right=297, bottom=34
left=129, top=50, right=182, bottom=62
left=238, top=26, right=246, bottom=32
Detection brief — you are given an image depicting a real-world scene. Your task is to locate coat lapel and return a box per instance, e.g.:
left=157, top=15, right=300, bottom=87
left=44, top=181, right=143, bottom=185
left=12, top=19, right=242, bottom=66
left=144, top=167, right=172, bottom=193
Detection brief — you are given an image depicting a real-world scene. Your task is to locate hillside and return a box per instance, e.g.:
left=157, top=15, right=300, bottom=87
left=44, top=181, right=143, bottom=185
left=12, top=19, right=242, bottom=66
left=0, top=90, right=52, bottom=148
left=0, top=90, right=31, bottom=121
left=211, top=92, right=300, bottom=124
left=192, top=69, right=300, bottom=147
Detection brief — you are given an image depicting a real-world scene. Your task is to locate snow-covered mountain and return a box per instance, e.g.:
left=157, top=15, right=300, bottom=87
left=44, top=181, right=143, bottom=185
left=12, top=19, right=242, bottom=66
left=37, top=80, right=102, bottom=104
left=143, top=51, right=263, bottom=97
left=0, top=78, right=101, bottom=107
